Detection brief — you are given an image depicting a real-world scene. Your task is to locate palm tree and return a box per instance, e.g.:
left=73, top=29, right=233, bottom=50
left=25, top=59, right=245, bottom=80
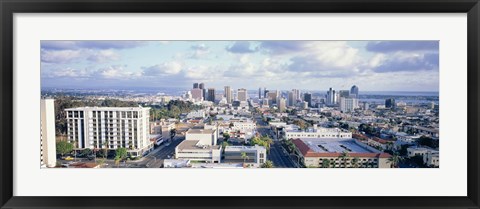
left=352, top=157, right=360, bottom=168
left=241, top=152, right=249, bottom=165
left=388, top=152, right=403, bottom=168
left=321, top=159, right=331, bottom=168
left=339, top=151, right=349, bottom=168
left=114, top=156, right=121, bottom=168
left=102, top=140, right=109, bottom=159
left=261, top=160, right=274, bottom=168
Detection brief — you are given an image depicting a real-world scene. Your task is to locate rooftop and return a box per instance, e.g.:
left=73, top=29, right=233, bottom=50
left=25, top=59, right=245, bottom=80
left=177, top=140, right=221, bottom=150
left=292, top=138, right=391, bottom=158
left=187, top=129, right=216, bottom=134
left=65, top=106, right=149, bottom=111
left=225, top=145, right=266, bottom=152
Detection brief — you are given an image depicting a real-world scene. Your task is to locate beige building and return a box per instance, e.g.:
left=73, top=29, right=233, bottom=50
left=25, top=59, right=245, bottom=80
left=175, top=128, right=221, bottom=163
left=41, top=99, right=57, bottom=168
left=292, top=138, right=392, bottom=168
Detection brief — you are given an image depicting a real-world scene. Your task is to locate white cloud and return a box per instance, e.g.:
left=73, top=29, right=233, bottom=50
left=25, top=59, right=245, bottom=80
left=142, top=62, right=182, bottom=76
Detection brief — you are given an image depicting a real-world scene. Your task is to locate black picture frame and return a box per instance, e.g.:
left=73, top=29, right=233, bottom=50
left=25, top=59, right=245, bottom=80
left=1, top=0, right=479, bottom=208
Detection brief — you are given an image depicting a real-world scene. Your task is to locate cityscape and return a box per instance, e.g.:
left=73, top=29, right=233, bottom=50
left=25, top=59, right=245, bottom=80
left=40, top=41, right=439, bottom=169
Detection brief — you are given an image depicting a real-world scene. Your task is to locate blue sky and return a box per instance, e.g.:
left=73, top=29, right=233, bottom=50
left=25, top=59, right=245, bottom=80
left=41, top=40, right=439, bottom=91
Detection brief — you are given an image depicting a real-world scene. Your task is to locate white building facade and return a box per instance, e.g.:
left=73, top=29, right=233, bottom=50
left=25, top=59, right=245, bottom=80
left=41, top=99, right=57, bottom=168
left=65, top=107, right=153, bottom=157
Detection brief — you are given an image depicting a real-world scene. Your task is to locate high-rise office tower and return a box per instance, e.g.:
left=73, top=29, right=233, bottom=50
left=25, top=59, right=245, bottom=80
left=237, top=88, right=248, bottom=102
left=258, top=87, right=262, bottom=99
left=199, top=83, right=205, bottom=100
left=224, top=86, right=232, bottom=104
left=339, top=90, right=350, bottom=98
left=207, top=88, right=216, bottom=102
left=304, top=93, right=312, bottom=108
left=191, top=88, right=203, bottom=101
left=385, top=98, right=396, bottom=109
left=350, top=85, right=359, bottom=98
left=193, top=83, right=199, bottom=89
left=340, top=97, right=359, bottom=112
left=288, top=91, right=295, bottom=107
left=279, top=97, right=287, bottom=112
left=40, top=99, right=57, bottom=168
left=326, top=88, right=337, bottom=105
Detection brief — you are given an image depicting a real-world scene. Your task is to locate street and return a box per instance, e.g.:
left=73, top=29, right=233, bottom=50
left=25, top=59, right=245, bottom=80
left=255, top=116, right=298, bottom=168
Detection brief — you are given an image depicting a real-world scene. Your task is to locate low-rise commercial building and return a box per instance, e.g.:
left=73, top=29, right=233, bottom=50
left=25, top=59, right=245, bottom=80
left=175, top=128, right=221, bottom=163
left=292, top=138, right=392, bottom=168
left=224, top=145, right=267, bottom=167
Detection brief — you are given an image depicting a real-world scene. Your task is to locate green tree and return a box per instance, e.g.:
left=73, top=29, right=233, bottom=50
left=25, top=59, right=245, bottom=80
left=115, top=147, right=128, bottom=161
left=321, top=159, right=331, bottom=168
left=352, top=157, right=360, bottom=168
left=81, top=148, right=92, bottom=157
left=388, top=152, right=403, bottom=168
left=241, top=152, right=249, bottom=164
left=56, top=141, right=74, bottom=157
left=261, top=160, right=274, bottom=168
left=339, top=151, right=350, bottom=168
left=223, top=133, right=230, bottom=141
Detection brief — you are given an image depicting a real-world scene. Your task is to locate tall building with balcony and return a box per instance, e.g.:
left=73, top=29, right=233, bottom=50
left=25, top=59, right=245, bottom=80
left=65, top=107, right=153, bottom=157
left=41, top=99, right=57, bottom=168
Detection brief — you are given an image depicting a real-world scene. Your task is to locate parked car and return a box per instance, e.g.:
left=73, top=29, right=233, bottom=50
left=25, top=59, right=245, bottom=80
left=64, top=156, right=74, bottom=161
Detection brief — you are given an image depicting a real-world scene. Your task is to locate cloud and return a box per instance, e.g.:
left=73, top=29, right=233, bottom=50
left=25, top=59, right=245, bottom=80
left=87, top=50, right=120, bottom=63
left=372, top=52, right=439, bottom=73
left=366, top=41, right=439, bottom=52
left=142, top=62, right=182, bottom=76
left=41, top=49, right=82, bottom=63
left=41, top=41, right=148, bottom=50
left=258, top=41, right=307, bottom=55
left=226, top=41, right=257, bottom=53
left=189, top=44, right=210, bottom=59
left=42, top=67, right=89, bottom=78
left=93, top=65, right=140, bottom=79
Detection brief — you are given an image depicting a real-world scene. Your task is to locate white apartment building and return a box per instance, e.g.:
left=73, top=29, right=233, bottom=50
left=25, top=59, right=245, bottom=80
left=339, top=97, right=358, bottom=112
left=224, top=145, right=267, bottom=167
left=65, top=106, right=153, bottom=157
left=175, top=128, right=221, bottom=163
left=407, top=146, right=439, bottom=167
left=41, top=99, right=57, bottom=168
left=285, top=125, right=352, bottom=139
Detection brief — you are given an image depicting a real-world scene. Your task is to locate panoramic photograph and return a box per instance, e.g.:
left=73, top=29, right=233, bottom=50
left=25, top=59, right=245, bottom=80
left=40, top=40, right=439, bottom=169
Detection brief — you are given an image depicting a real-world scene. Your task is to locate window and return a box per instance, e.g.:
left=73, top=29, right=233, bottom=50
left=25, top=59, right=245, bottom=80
left=259, top=153, right=265, bottom=159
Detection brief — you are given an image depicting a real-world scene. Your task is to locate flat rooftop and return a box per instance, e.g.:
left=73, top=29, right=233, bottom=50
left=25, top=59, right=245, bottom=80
left=225, top=145, right=266, bottom=152
left=187, top=129, right=216, bottom=134
left=177, top=140, right=220, bottom=150
left=301, top=138, right=374, bottom=153
left=65, top=106, right=149, bottom=111
left=292, top=138, right=391, bottom=158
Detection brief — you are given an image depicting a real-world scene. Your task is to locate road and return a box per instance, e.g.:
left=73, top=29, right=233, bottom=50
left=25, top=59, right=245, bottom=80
left=132, top=135, right=185, bottom=168
left=254, top=116, right=297, bottom=168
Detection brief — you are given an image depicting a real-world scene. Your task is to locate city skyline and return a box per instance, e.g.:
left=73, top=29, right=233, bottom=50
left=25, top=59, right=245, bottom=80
left=41, top=40, right=439, bottom=91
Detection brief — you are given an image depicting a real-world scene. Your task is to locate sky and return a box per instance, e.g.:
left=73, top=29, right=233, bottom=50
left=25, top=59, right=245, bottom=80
left=41, top=40, right=439, bottom=92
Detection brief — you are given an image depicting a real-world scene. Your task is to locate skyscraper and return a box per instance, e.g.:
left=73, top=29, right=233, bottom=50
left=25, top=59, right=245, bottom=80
left=339, top=90, right=350, bottom=98
left=258, top=87, right=262, bottom=99
left=385, top=98, right=396, bottom=109
left=193, top=83, right=199, bottom=89
left=326, top=88, right=337, bottom=105
left=267, top=90, right=278, bottom=104
left=199, top=83, right=205, bottom=100
left=288, top=91, right=295, bottom=107
left=264, top=88, right=269, bottom=99
left=224, top=86, right=232, bottom=104
left=279, top=97, right=287, bottom=112
left=41, top=99, right=57, bottom=168
left=191, top=88, right=203, bottom=101
left=350, top=85, right=359, bottom=98
left=304, top=93, right=312, bottom=108
left=237, top=88, right=248, bottom=102
left=207, top=88, right=216, bottom=102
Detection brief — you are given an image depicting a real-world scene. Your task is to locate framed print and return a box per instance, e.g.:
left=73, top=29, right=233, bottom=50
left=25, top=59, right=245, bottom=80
left=1, top=0, right=479, bottom=209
